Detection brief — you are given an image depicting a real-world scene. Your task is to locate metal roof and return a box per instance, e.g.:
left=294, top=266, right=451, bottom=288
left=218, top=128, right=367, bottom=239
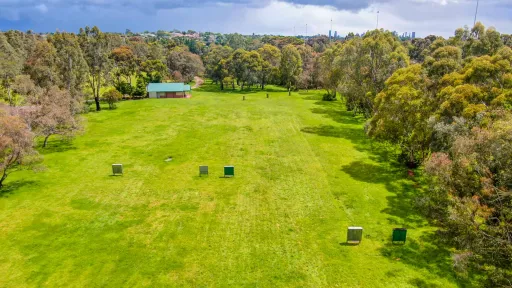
left=147, top=83, right=191, bottom=92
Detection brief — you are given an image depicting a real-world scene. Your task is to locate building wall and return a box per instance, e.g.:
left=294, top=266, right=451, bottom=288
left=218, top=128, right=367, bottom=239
left=149, top=91, right=188, bottom=98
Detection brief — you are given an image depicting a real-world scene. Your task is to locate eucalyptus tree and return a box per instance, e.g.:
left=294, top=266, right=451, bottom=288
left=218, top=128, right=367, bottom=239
left=280, top=44, right=302, bottom=96
left=49, top=32, right=89, bottom=96
left=204, top=45, right=233, bottom=89
left=336, top=30, right=409, bottom=117
left=257, top=44, right=281, bottom=89
left=0, top=33, right=22, bottom=106
left=79, top=26, right=112, bottom=111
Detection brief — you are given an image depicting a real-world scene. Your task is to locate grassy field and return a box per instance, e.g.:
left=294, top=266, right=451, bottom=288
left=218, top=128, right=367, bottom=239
left=0, top=83, right=463, bottom=287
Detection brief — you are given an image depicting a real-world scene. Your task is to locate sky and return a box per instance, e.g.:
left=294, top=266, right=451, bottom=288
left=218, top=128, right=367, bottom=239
left=0, top=0, right=511, bottom=38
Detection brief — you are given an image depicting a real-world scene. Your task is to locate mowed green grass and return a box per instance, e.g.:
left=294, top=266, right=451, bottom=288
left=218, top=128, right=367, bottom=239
left=0, top=83, right=462, bottom=287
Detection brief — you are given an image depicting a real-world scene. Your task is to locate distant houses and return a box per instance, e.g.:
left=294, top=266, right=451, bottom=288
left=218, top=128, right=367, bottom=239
left=147, top=83, right=191, bottom=99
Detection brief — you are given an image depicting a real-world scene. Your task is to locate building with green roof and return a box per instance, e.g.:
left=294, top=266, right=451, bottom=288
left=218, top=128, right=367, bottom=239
left=147, top=83, right=192, bottom=98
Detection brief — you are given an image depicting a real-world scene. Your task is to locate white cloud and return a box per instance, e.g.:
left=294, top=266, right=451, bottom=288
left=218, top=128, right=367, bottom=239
left=35, top=3, right=48, bottom=13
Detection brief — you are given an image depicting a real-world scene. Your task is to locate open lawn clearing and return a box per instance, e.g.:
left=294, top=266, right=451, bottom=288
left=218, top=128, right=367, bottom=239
left=0, top=83, right=464, bottom=287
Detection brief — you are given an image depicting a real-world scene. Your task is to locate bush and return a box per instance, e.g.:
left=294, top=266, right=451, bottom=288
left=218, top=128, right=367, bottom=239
left=102, top=89, right=123, bottom=110
left=114, top=81, right=134, bottom=96
left=133, top=77, right=147, bottom=96
left=322, top=93, right=337, bottom=101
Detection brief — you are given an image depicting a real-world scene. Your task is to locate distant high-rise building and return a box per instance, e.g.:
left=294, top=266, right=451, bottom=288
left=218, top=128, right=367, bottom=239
left=412, top=32, right=416, bottom=39
left=329, top=30, right=332, bottom=39
left=334, top=31, right=338, bottom=39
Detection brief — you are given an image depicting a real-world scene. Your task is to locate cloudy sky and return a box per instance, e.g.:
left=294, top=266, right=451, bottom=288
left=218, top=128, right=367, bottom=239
left=0, top=0, right=510, bottom=37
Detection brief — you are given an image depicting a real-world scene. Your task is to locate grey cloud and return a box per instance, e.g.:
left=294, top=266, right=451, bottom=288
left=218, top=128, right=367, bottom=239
left=280, top=0, right=385, bottom=11
left=0, top=0, right=387, bottom=12
left=1, top=0, right=511, bottom=36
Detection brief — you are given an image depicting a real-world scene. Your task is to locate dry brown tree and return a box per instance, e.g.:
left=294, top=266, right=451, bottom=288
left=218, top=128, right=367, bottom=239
left=0, top=106, right=38, bottom=188
left=29, top=86, right=82, bottom=148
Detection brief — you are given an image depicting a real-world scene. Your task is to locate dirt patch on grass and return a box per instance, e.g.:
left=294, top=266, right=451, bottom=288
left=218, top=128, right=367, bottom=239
left=193, top=76, right=204, bottom=89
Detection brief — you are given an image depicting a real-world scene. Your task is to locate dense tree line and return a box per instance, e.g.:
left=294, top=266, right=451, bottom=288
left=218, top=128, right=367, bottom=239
left=364, top=23, right=512, bottom=286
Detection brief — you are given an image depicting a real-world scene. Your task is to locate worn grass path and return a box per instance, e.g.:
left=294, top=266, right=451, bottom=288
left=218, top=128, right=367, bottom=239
left=0, top=83, right=463, bottom=287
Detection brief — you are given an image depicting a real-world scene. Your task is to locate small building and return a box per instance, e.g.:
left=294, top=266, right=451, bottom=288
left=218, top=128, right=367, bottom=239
left=147, top=83, right=191, bottom=99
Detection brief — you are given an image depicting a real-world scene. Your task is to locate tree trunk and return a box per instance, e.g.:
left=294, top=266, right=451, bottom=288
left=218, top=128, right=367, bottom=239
left=95, top=97, right=101, bottom=111
left=43, top=134, right=52, bottom=148
left=67, top=56, right=73, bottom=92
left=95, top=75, right=101, bottom=111
left=7, top=87, right=12, bottom=106
left=0, top=170, right=7, bottom=189
left=220, top=81, right=224, bottom=91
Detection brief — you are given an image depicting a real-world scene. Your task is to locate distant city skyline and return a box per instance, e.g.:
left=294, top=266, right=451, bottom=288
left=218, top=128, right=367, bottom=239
left=0, top=0, right=511, bottom=37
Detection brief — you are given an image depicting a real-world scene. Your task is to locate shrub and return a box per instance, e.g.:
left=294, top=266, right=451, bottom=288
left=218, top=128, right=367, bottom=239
left=103, top=89, right=123, bottom=110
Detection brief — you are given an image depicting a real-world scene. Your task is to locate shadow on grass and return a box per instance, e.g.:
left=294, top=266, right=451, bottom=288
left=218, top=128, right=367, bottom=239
left=301, top=124, right=394, bottom=164
left=340, top=161, right=426, bottom=227
left=312, top=108, right=365, bottom=126
left=195, top=82, right=286, bottom=94
left=302, top=95, right=322, bottom=101
left=37, top=139, right=77, bottom=155
left=381, top=232, right=469, bottom=286
left=339, top=242, right=361, bottom=246
left=302, top=98, right=465, bottom=284
left=0, top=180, right=38, bottom=198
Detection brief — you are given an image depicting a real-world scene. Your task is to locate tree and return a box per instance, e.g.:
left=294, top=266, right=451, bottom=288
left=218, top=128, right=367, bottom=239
left=204, top=45, right=233, bottom=89
left=166, top=47, right=205, bottom=83
left=79, top=26, right=112, bottom=111
left=11, top=75, right=41, bottom=105
left=409, top=35, right=439, bottom=63
left=171, top=71, right=184, bottom=82
left=423, top=118, right=512, bottom=286
left=424, top=46, right=462, bottom=79
left=103, top=88, right=122, bottom=110
left=367, top=64, right=435, bottom=166
left=140, top=59, right=167, bottom=84
left=257, top=44, right=281, bottom=89
left=48, top=32, right=89, bottom=96
left=240, top=51, right=263, bottom=89
left=335, top=30, right=409, bottom=116
left=225, top=33, right=247, bottom=50
left=128, top=40, right=149, bottom=62
left=0, top=33, right=22, bottom=106
left=227, top=49, right=248, bottom=89
left=225, top=49, right=262, bottom=90
left=280, top=45, right=302, bottom=96
left=133, top=77, right=147, bottom=96
left=28, top=87, right=81, bottom=148
left=0, top=106, right=38, bottom=188
left=111, top=45, right=137, bottom=85
left=462, top=23, right=504, bottom=58
left=24, top=40, right=58, bottom=89
left=436, top=46, right=512, bottom=123
left=320, top=44, right=343, bottom=100
left=297, top=45, right=318, bottom=91
left=222, top=76, right=235, bottom=90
